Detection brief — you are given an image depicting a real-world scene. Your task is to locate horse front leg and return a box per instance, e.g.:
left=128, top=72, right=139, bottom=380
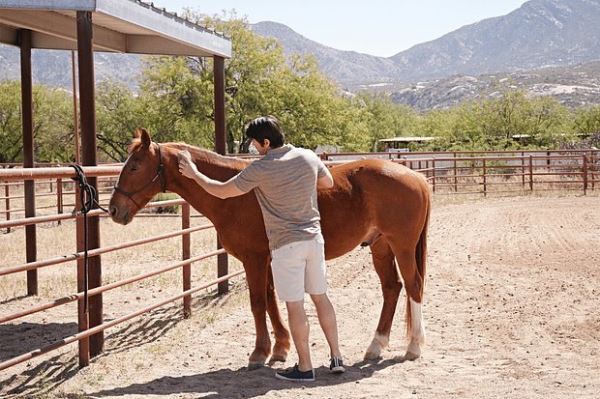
left=244, top=256, right=272, bottom=370
left=266, top=264, right=291, bottom=363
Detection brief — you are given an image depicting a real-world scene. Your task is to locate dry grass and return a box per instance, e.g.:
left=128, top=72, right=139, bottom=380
left=1, top=213, right=244, bottom=315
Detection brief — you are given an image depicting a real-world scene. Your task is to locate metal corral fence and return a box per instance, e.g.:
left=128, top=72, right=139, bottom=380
left=321, top=149, right=599, bottom=196
left=3, top=149, right=599, bottom=225
left=0, top=165, right=236, bottom=372
left=1, top=148, right=598, bottom=372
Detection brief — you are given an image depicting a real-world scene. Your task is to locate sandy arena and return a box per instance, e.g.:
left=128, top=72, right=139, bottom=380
left=1, top=195, right=599, bottom=398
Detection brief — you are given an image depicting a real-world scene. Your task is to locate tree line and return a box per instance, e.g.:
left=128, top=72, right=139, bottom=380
left=1, top=13, right=599, bottom=163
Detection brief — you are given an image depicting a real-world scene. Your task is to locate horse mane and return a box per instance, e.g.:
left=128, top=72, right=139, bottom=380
left=128, top=139, right=251, bottom=173
left=168, top=142, right=251, bottom=172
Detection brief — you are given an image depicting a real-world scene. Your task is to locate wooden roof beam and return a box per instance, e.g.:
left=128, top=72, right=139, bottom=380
left=0, top=10, right=126, bottom=52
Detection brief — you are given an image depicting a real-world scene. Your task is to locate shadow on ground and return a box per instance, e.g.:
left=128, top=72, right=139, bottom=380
left=88, top=357, right=411, bottom=399
left=0, top=288, right=242, bottom=398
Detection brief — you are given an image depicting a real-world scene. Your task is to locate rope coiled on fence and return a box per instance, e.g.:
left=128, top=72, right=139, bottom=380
left=70, top=165, right=108, bottom=315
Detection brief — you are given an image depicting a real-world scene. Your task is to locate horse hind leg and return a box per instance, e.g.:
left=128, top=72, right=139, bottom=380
left=365, top=237, right=403, bottom=360
left=387, top=239, right=426, bottom=360
left=265, top=266, right=291, bottom=364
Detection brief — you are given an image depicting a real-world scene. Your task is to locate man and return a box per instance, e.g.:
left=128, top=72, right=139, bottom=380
left=178, top=115, right=344, bottom=382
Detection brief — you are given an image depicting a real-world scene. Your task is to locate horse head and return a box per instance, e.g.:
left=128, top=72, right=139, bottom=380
left=109, top=128, right=167, bottom=225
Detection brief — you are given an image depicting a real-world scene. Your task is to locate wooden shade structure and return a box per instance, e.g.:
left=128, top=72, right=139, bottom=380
left=0, top=0, right=231, bottom=365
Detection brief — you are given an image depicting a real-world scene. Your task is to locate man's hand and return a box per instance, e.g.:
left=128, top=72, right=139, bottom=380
left=178, top=150, right=198, bottom=180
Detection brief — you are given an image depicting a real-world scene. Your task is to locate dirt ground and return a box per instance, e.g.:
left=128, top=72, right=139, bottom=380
left=1, top=194, right=599, bottom=398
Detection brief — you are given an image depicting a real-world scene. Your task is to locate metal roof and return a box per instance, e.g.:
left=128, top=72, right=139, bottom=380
left=0, top=0, right=231, bottom=57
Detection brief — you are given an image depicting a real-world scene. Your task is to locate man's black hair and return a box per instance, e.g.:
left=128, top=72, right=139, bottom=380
left=245, top=115, right=285, bottom=148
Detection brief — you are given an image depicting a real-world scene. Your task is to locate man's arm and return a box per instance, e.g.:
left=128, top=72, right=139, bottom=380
left=178, top=151, right=246, bottom=199
left=317, top=167, right=334, bottom=189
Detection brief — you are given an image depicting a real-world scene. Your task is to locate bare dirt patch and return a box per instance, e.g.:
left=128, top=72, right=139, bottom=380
left=1, top=194, right=599, bottom=398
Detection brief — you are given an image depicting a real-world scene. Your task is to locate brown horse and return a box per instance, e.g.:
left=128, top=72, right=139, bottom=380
left=109, top=129, right=430, bottom=368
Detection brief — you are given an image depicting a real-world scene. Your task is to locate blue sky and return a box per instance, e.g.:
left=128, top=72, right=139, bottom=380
left=152, top=0, right=529, bottom=57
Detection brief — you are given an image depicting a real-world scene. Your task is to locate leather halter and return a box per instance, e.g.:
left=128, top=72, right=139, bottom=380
left=113, top=143, right=166, bottom=210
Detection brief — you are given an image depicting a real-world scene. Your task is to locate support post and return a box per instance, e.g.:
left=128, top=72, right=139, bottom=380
left=76, top=10, right=103, bottom=360
left=71, top=50, right=81, bottom=164
left=213, top=55, right=229, bottom=295
left=20, top=29, right=37, bottom=296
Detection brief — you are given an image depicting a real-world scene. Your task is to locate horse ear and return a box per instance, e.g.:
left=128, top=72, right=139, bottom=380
left=134, top=128, right=152, bottom=148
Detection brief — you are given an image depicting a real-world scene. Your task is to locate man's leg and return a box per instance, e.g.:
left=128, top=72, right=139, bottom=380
left=310, top=293, right=342, bottom=358
left=286, top=300, right=313, bottom=371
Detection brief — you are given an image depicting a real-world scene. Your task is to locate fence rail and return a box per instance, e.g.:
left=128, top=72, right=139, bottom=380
left=0, top=165, right=233, bottom=372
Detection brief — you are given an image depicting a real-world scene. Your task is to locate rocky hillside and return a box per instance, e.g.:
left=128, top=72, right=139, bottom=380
left=0, top=45, right=141, bottom=90
left=385, top=61, right=600, bottom=111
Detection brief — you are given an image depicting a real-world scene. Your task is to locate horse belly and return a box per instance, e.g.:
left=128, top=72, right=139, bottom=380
left=322, top=214, right=371, bottom=260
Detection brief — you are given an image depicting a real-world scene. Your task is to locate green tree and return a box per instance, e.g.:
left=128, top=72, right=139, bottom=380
left=0, top=81, right=73, bottom=163
left=0, top=81, right=23, bottom=163
left=96, top=80, right=148, bottom=161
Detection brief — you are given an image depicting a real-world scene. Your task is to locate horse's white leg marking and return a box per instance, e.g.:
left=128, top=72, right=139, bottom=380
left=406, top=297, right=425, bottom=358
left=365, top=332, right=389, bottom=359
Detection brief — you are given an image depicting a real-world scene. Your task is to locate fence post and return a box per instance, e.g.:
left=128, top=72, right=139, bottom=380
left=3, top=180, right=9, bottom=233
left=453, top=152, right=458, bottom=192
left=482, top=159, right=487, bottom=197
left=529, top=156, right=534, bottom=191
left=217, top=239, right=229, bottom=295
left=593, top=153, right=596, bottom=191
left=182, top=203, right=192, bottom=318
left=56, top=178, right=63, bottom=225
left=432, top=159, right=436, bottom=193
left=582, top=155, right=588, bottom=195
left=521, top=151, right=525, bottom=187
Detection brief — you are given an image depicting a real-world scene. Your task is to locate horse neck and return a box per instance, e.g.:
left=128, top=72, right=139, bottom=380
left=162, top=144, right=246, bottom=224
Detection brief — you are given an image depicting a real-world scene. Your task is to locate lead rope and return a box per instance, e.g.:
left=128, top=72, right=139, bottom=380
left=70, top=165, right=108, bottom=316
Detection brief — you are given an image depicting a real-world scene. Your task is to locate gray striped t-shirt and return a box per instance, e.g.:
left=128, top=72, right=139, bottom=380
left=233, top=144, right=329, bottom=251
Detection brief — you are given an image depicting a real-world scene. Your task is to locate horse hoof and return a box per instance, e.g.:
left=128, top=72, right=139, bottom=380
left=404, top=351, right=420, bottom=361
left=363, top=351, right=382, bottom=361
left=268, top=354, right=287, bottom=365
left=247, top=362, right=265, bottom=370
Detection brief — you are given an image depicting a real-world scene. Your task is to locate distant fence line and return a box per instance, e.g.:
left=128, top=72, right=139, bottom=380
left=320, top=149, right=599, bottom=196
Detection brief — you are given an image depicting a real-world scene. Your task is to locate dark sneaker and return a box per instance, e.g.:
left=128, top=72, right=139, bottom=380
left=329, top=357, right=345, bottom=374
left=275, top=364, right=315, bottom=382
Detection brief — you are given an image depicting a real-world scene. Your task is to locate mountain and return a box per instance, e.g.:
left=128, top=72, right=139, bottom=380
left=253, top=0, right=600, bottom=86
left=390, top=0, right=600, bottom=82
left=2, top=0, right=599, bottom=110
left=250, top=21, right=402, bottom=87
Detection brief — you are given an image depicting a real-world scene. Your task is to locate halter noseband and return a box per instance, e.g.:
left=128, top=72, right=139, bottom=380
left=113, top=142, right=166, bottom=210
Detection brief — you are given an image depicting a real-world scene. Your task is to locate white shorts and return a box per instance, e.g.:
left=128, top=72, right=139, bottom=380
left=271, top=235, right=328, bottom=302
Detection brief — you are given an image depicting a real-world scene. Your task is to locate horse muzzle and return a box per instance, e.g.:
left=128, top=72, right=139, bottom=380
left=108, top=204, right=131, bottom=225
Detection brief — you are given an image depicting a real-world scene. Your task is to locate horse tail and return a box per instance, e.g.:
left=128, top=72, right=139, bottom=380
left=405, top=188, right=430, bottom=338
